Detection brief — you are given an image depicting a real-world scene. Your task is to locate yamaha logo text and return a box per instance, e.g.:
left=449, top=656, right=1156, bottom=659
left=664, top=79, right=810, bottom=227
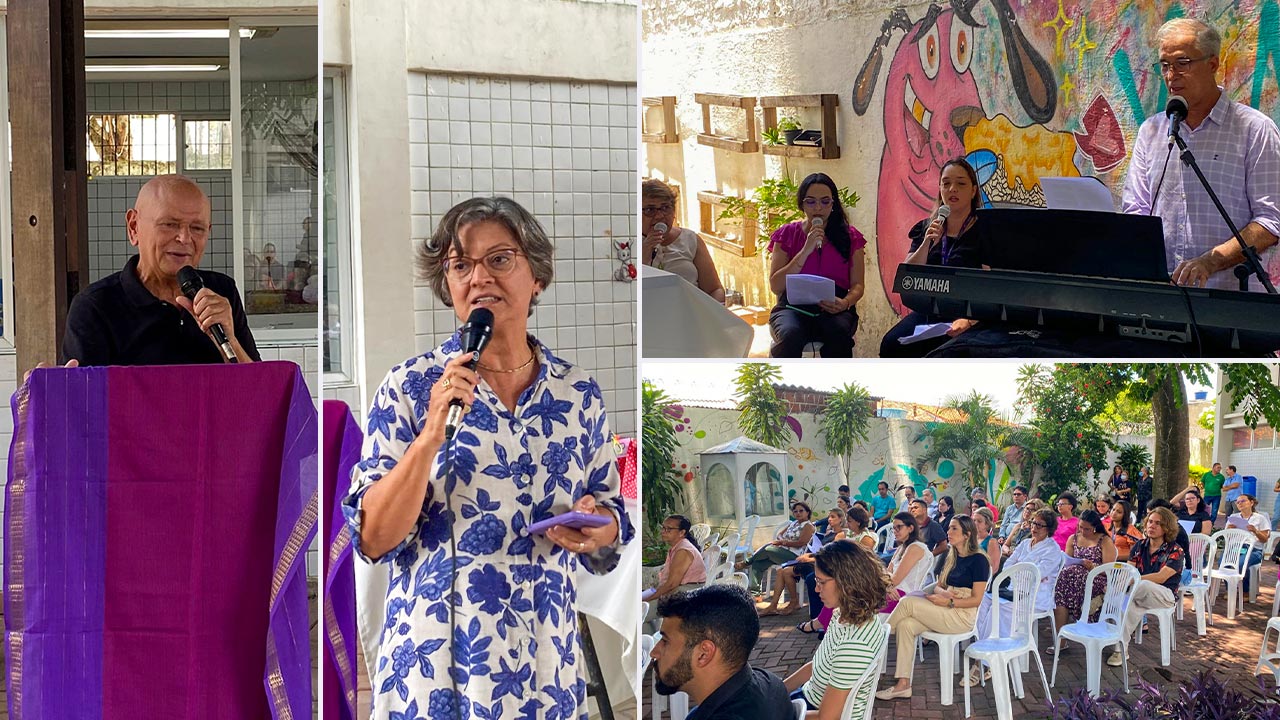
left=901, top=275, right=951, bottom=294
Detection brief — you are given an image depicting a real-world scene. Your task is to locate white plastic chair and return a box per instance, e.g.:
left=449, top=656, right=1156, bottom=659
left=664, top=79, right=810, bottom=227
left=838, top=620, right=892, bottom=719
left=1208, top=529, right=1256, bottom=620
left=1050, top=563, right=1140, bottom=697
left=876, top=524, right=897, bottom=555
left=963, top=562, right=1052, bottom=720
left=690, top=523, right=711, bottom=546
left=1256, top=616, right=1280, bottom=682
left=701, top=544, right=723, bottom=576
left=1176, top=532, right=1216, bottom=635
left=646, top=632, right=689, bottom=720
left=1246, top=516, right=1271, bottom=603
left=734, top=515, right=762, bottom=563
left=917, top=584, right=981, bottom=706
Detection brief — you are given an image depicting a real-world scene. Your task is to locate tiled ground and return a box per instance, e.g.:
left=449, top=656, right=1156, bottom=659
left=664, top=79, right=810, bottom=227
left=645, top=564, right=1280, bottom=719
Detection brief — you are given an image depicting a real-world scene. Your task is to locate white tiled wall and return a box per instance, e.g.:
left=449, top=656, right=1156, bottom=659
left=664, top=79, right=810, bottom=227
left=86, top=81, right=235, bottom=282
left=409, top=72, right=637, bottom=436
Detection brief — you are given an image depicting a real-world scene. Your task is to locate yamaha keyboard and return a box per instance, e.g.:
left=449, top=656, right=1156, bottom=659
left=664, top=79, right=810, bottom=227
left=894, top=264, right=1280, bottom=355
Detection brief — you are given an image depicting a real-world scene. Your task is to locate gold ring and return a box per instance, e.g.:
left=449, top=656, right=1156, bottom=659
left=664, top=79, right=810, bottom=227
left=441, top=377, right=451, bottom=389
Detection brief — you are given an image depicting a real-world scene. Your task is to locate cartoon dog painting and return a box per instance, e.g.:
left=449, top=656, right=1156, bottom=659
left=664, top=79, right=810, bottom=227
left=854, top=0, right=1058, bottom=314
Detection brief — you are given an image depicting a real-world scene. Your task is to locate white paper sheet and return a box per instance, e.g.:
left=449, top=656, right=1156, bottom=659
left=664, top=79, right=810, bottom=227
left=899, top=322, right=951, bottom=345
left=1041, top=176, right=1116, bottom=212
left=786, top=273, right=836, bottom=305
left=1179, top=519, right=1195, bottom=536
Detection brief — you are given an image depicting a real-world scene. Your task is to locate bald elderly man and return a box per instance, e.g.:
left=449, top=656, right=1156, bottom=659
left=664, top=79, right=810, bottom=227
left=62, top=175, right=260, bottom=365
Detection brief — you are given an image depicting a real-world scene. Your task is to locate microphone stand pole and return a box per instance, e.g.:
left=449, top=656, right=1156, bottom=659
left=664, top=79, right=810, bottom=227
left=1170, top=128, right=1277, bottom=294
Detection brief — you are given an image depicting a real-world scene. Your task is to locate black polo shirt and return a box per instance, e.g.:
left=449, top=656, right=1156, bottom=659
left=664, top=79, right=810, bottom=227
left=686, top=663, right=791, bottom=720
left=61, top=255, right=261, bottom=366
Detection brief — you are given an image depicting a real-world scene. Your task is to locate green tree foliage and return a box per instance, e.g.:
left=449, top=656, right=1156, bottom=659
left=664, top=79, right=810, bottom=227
left=817, top=382, right=873, bottom=488
left=1116, top=443, right=1153, bottom=476
left=642, top=381, right=685, bottom=546
left=733, top=363, right=793, bottom=449
left=915, top=391, right=1021, bottom=498
left=1015, top=364, right=1113, bottom=498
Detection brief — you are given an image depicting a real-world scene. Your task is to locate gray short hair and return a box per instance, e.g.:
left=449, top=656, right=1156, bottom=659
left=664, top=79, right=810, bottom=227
left=1157, top=18, right=1221, bottom=58
left=416, top=196, right=555, bottom=310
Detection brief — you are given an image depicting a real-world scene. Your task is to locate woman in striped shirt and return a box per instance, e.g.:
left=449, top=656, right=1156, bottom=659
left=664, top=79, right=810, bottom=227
left=783, top=541, right=891, bottom=718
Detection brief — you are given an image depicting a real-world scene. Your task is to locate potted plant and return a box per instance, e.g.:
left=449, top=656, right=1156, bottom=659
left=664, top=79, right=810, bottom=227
left=762, top=126, right=784, bottom=146
left=778, top=116, right=802, bottom=145
left=720, top=175, right=860, bottom=250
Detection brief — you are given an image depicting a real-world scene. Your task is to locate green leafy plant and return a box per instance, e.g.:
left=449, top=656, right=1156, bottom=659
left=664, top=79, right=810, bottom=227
left=777, top=116, right=802, bottom=132
left=642, top=381, right=685, bottom=563
left=1045, top=669, right=1280, bottom=719
left=915, top=391, right=1027, bottom=498
left=819, top=382, right=873, bottom=489
left=1116, top=443, right=1153, bottom=477
left=762, top=126, right=784, bottom=145
left=733, top=363, right=792, bottom=449
left=719, top=176, right=860, bottom=245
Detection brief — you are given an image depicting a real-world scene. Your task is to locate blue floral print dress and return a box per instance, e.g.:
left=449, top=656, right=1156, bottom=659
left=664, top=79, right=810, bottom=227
left=344, top=334, right=633, bottom=720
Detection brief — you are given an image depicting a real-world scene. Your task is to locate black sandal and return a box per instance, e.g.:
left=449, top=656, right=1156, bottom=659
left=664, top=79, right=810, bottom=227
left=797, top=619, right=824, bottom=634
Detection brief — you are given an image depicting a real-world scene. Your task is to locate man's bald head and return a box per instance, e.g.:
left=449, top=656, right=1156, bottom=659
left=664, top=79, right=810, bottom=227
left=127, top=174, right=212, bottom=286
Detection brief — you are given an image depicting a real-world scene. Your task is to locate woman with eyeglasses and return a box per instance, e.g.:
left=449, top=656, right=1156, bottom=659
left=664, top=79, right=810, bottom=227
left=761, top=507, right=858, bottom=617
left=1052, top=509, right=1118, bottom=633
left=1053, top=493, right=1080, bottom=550
left=1226, top=494, right=1270, bottom=597
left=643, top=515, right=707, bottom=623
left=1094, top=496, right=1114, bottom=531
left=796, top=507, right=892, bottom=632
left=974, top=508, right=1064, bottom=673
left=641, top=178, right=725, bottom=301
left=1176, top=488, right=1214, bottom=535
left=785, top=542, right=891, bottom=718
left=880, top=158, right=985, bottom=357
left=1001, top=498, right=1046, bottom=558
left=744, top=502, right=818, bottom=595
left=878, top=516, right=989, bottom=700
left=766, top=172, right=866, bottom=357
left=347, top=197, right=629, bottom=720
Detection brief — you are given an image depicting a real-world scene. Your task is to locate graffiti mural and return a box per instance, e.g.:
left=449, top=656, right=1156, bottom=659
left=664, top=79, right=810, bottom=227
left=856, top=0, right=1280, bottom=314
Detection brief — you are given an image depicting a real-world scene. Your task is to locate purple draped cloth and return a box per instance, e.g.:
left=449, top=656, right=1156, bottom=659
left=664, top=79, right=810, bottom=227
left=4, top=362, right=316, bottom=720
left=322, top=400, right=360, bottom=720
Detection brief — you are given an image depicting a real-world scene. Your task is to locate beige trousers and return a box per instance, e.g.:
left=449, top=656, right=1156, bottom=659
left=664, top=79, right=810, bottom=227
left=888, top=595, right=978, bottom=682
left=1122, top=579, right=1176, bottom=643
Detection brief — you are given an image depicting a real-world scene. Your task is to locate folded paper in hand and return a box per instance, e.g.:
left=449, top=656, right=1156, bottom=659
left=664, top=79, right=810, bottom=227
left=898, top=322, right=951, bottom=345
left=786, top=274, right=836, bottom=305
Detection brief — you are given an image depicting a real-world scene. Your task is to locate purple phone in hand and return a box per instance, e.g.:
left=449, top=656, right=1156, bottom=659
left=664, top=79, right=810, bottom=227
left=527, top=511, right=610, bottom=535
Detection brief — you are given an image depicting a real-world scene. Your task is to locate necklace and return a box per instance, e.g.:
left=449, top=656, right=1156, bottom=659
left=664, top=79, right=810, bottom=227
left=477, top=348, right=537, bottom=373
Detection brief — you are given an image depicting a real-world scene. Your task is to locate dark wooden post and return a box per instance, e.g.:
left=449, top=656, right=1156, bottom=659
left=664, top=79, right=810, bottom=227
left=7, top=0, right=88, bottom=377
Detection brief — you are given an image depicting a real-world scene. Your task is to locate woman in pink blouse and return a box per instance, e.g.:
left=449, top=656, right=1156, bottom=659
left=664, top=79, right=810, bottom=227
left=766, top=173, right=867, bottom=357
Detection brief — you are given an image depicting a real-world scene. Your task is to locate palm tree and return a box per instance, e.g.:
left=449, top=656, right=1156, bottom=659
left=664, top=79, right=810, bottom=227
left=818, top=382, right=873, bottom=487
left=915, top=390, right=1023, bottom=498
left=733, top=363, right=793, bottom=449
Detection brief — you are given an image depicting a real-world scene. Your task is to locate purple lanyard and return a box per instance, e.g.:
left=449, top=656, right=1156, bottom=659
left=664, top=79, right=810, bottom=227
left=939, top=215, right=973, bottom=265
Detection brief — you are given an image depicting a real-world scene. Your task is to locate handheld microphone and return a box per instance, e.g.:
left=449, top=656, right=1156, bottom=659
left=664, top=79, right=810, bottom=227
left=649, top=222, right=669, bottom=262
left=935, top=205, right=952, bottom=223
left=444, top=307, right=494, bottom=441
left=1166, top=95, right=1188, bottom=148
left=177, top=266, right=237, bottom=363
left=810, top=216, right=824, bottom=248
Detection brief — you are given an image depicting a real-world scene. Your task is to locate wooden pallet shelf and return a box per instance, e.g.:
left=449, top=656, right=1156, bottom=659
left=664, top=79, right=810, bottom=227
left=697, top=190, right=757, bottom=257
left=694, top=93, right=758, bottom=154
left=760, top=92, right=840, bottom=160
left=641, top=96, right=678, bottom=144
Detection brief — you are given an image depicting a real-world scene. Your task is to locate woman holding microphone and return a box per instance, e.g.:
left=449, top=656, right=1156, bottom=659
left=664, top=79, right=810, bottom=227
left=879, top=158, right=986, bottom=357
left=766, top=172, right=866, bottom=357
left=345, top=197, right=631, bottom=720
left=641, top=178, right=725, bottom=301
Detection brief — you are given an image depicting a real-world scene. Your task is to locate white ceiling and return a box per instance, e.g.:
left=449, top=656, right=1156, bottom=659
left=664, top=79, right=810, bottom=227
left=84, top=21, right=316, bottom=83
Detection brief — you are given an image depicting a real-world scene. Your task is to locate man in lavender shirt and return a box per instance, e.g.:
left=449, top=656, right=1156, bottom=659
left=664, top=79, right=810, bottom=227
left=1121, top=18, right=1280, bottom=291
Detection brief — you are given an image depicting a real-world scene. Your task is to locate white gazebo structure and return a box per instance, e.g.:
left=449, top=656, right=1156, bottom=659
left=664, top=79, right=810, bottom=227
left=700, top=436, right=789, bottom=532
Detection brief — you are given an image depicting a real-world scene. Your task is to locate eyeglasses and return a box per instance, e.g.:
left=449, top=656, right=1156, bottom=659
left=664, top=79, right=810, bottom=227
left=442, top=248, right=525, bottom=280
left=814, top=576, right=835, bottom=588
left=1154, top=55, right=1211, bottom=75
left=642, top=203, right=673, bottom=215
left=1031, top=521, right=1049, bottom=528
left=802, top=197, right=833, bottom=208
left=660, top=525, right=682, bottom=532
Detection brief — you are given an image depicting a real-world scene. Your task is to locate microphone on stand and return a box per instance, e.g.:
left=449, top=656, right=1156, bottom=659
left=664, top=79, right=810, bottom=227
left=444, top=308, right=494, bottom=441
left=649, top=222, right=669, bottom=263
left=1166, top=95, right=1188, bottom=148
left=177, top=266, right=237, bottom=363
